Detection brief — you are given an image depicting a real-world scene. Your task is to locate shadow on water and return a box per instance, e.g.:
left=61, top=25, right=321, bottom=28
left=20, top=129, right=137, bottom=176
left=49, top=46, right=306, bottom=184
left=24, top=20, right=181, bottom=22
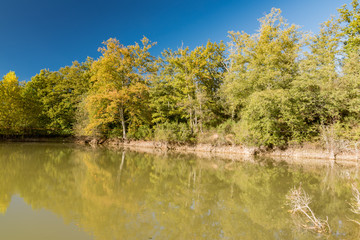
left=0, top=142, right=360, bottom=239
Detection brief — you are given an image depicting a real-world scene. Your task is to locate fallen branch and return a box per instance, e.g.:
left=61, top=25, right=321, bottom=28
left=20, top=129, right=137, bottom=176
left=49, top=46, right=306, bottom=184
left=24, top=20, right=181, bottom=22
left=286, top=185, right=331, bottom=234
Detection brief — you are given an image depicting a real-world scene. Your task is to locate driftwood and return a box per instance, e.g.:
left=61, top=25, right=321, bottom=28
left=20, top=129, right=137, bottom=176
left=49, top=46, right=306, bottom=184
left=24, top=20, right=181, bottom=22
left=286, top=186, right=331, bottom=234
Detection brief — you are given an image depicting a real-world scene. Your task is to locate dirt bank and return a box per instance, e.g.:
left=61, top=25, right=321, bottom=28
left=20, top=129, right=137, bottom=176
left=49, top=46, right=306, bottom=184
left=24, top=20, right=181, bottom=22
left=75, top=138, right=359, bottom=164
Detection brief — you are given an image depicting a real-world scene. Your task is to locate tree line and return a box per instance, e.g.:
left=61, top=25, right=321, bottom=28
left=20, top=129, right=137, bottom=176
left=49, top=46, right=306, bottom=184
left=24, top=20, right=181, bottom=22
left=1, top=1, right=359, bottom=149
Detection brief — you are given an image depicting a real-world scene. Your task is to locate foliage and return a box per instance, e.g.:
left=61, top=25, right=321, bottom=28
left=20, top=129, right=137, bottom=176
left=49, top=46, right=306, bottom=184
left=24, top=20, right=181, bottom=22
left=27, top=59, right=92, bottom=135
left=338, top=0, right=360, bottom=52
left=196, top=119, right=237, bottom=146
left=84, top=37, right=155, bottom=138
left=0, top=72, right=25, bottom=134
left=153, top=122, right=194, bottom=143
left=127, top=125, right=153, bottom=140
left=150, top=41, right=227, bottom=133
left=221, top=8, right=302, bottom=118
left=234, top=89, right=291, bottom=148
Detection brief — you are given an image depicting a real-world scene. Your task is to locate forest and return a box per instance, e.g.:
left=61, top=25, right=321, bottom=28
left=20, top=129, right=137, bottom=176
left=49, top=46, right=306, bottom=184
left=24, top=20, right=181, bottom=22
left=0, top=1, right=359, bottom=150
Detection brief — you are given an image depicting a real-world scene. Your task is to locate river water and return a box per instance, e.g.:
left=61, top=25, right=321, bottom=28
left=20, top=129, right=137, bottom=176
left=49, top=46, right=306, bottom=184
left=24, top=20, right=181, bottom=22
left=0, top=142, right=359, bottom=239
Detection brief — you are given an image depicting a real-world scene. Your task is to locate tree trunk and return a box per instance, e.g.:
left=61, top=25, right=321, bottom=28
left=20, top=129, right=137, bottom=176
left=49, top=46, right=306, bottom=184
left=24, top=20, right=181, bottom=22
left=199, top=92, right=203, bottom=133
left=119, top=105, right=126, bottom=139
left=188, top=94, right=193, bottom=133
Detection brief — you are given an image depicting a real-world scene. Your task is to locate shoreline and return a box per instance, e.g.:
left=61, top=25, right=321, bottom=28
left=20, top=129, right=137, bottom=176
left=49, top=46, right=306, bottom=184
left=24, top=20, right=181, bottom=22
left=1, top=137, right=359, bottom=165
left=80, top=138, right=360, bottom=165
left=0, top=137, right=74, bottom=143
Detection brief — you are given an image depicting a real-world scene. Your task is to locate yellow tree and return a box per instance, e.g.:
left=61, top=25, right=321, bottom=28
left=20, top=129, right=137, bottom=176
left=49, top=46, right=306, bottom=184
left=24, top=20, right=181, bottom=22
left=0, top=71, right=24, bottom=134
left=85, top=37, right=155, bottom=138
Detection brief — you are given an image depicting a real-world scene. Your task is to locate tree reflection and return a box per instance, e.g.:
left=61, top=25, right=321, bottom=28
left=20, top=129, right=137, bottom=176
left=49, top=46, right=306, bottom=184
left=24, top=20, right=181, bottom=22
left=0, top=143, right=359, bottom=239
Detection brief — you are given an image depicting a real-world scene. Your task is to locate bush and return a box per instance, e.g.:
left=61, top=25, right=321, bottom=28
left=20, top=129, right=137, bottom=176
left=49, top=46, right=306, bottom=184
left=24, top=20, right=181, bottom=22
left=107, top=127, right=124, bottom=138
left=217, top=119, right=236, bottom=135
left=234, top=90, right=291, bottom=148
left=196, top=120, right=237, bottom=145
left=153, top=122, right=194, bottom=143
left=127, top=125, right=153, bottom=140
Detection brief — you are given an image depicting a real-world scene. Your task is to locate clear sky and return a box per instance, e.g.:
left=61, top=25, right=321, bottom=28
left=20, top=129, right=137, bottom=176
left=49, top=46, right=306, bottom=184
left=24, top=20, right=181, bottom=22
left=0, top=0, right=351, bottom=81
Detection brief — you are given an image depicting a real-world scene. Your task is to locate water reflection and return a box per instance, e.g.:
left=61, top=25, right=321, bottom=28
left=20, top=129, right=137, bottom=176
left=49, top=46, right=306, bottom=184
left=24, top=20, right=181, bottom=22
left=0, top=143, right=359, bottom=239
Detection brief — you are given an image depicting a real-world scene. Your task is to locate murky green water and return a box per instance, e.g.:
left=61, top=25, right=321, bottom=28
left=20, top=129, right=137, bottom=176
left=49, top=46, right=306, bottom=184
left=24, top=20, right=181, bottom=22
left=0, top=143, right=359, bottom=239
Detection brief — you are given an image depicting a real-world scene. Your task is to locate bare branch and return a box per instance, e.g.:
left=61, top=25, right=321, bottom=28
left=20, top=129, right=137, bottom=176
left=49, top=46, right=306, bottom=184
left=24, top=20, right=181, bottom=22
left=286, top=185, right=331, bottom=235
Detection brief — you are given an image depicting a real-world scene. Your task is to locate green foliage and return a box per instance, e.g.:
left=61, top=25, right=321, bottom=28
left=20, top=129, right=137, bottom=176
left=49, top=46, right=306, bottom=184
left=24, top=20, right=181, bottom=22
left=153, top=122, right=194, bottom=143
left=196, top=119, right=237, bottom=145
left=73, top=95, right=92, bottom=136
left=150, top=41, right=227, bottom=133
left=338, top=0, right=360, bottom=52
left=222, top=8, right=302, bottom=118
left=0, top=72, right=44, bottom=136
left=127, top=125, right=153, bottom=140
left=27, top=59, right=92, bottom=135
left=217, top=119, right=236, bottom=136
left=341, top=47, right=360, bottom=123
left=234, top=90, right=291, bottom=148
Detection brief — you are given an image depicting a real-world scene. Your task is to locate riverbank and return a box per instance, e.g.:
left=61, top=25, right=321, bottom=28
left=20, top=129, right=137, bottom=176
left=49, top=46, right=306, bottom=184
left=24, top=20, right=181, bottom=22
left=75, top=138, right=360, bottom=164
left=0, top=136, right=73, bottom=142
left=1, top=136, right=358, bottom=164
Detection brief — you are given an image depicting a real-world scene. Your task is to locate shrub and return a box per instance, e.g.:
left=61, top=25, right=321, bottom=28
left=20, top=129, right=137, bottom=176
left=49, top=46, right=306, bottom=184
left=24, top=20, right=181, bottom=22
left=217, top=119, right=236, bottom=135
left=153, top=122, right=194, bottom=143
left=127, top=125, right=153, bottom=140
left=107, top=127, right=124, bottom=138
left=234, top=90, right=291, bottom=148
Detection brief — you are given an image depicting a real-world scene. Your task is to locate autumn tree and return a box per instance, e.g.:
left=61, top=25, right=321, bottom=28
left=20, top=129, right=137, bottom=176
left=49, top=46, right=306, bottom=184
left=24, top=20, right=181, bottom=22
left=84, top=37, right=156, bottom=139
left=0, top=72, right=24, bottom=134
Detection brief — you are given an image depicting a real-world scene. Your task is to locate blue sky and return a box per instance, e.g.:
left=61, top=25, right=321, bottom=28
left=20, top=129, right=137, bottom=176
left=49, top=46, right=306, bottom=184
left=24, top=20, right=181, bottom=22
left=0, top=0, right=351, bottom=81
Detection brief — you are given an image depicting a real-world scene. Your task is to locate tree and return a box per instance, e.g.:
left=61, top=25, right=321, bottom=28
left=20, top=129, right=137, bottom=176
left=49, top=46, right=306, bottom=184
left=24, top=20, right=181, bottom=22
left=235, top=89, right=292, bottom=148
left=222, top=8, right=302, bottom=119
left=151, top=41, right=226, bottom=133
left=338, top=0, right=360, bottom=52
left=0, top=72, right=24, bottom=134
left=28, top=59, right=92, bottom=135
left=289, top=17, right=343, bottom=142
left=336, top=47, right=360, bottom=142
left=84, top=37, right=156, bottom=138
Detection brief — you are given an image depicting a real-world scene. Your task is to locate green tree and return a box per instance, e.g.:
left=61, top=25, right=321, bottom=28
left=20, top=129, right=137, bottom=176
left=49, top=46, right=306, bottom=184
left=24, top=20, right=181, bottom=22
left=235, top=89, right=291, bottom=147
left=290, top=17, right=343, bottom=142
left=337, top=47, right=360, bottom=141
left=338, top=0, right=360, bottom=52
left=28, top=59, right=92, bottom=135
left=222, top=8, right=302, bottom=119
left=151, top=41, right=226, bottom=133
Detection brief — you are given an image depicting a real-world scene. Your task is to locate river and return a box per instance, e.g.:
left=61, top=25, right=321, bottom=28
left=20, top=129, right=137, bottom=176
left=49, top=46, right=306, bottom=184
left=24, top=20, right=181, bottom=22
left=0, top=142, right=359, bottom=239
